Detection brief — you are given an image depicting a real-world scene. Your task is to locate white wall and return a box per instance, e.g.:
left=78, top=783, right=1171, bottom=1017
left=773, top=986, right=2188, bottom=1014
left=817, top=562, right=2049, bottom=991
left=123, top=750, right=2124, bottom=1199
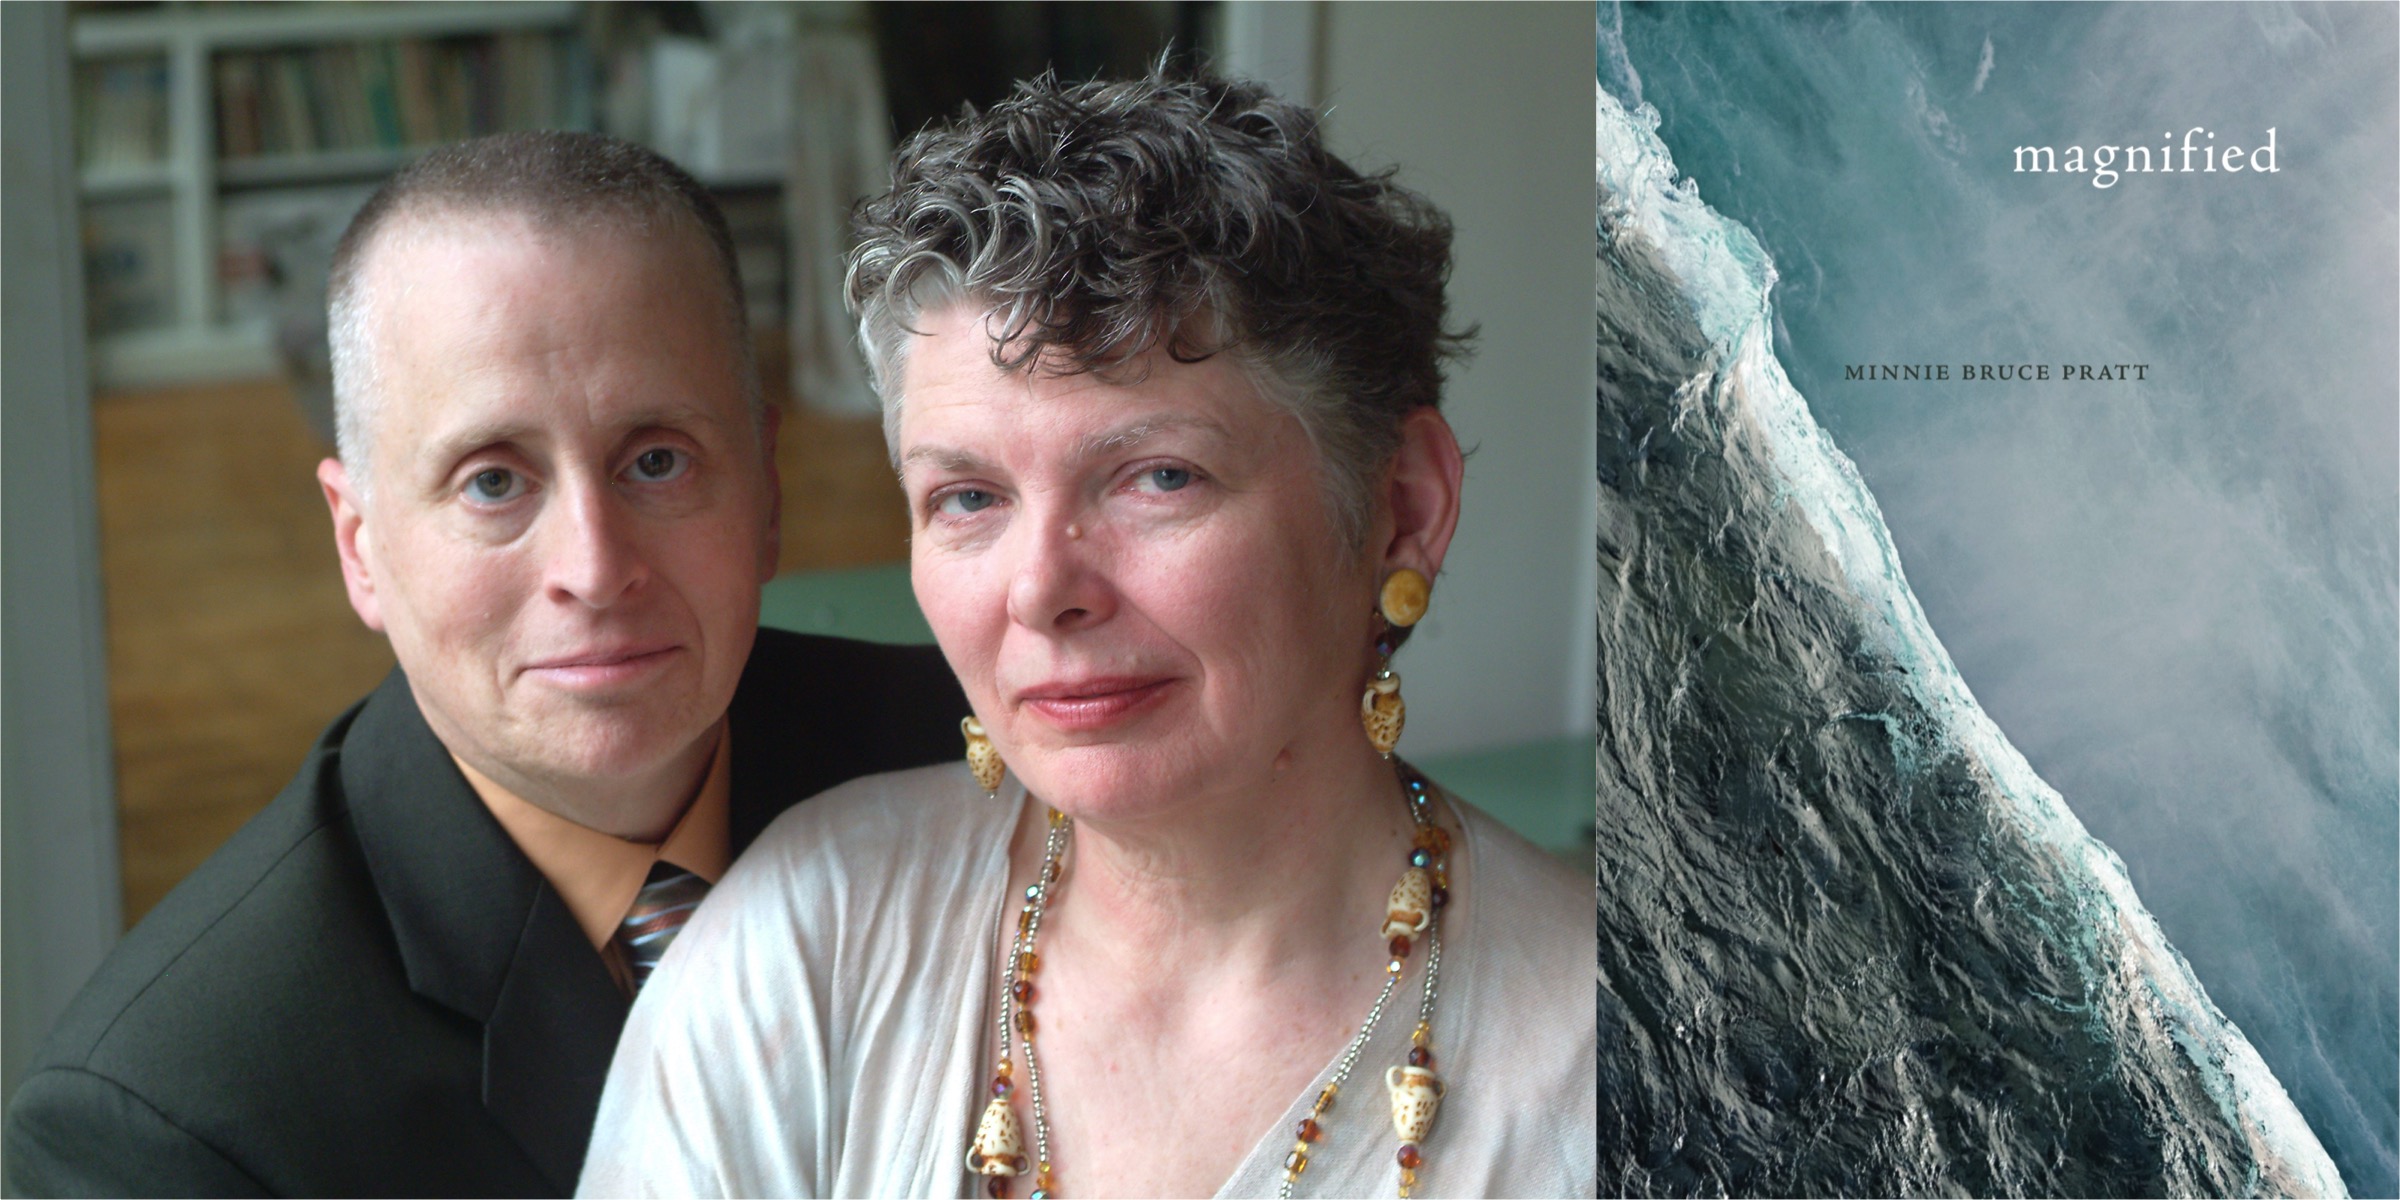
left=1301, top=2, right=1599, bottom=754
left=4, top=0, right=127, bottom=1103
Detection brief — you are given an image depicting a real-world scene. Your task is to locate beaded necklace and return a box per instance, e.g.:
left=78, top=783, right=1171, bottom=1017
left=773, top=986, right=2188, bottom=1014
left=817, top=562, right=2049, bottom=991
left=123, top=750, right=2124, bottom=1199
left=967, top=760, right=1453, bottom=1199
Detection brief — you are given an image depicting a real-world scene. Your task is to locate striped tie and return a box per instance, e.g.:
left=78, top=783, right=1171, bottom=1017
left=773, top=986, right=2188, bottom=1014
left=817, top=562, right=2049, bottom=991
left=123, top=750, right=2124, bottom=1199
left=618, top=863, right=711, bottom=991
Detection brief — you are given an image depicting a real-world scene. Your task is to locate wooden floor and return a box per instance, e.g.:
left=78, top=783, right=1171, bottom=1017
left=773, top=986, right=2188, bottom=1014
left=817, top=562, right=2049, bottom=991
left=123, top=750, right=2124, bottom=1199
left=97, top=347, right=909, bottom=923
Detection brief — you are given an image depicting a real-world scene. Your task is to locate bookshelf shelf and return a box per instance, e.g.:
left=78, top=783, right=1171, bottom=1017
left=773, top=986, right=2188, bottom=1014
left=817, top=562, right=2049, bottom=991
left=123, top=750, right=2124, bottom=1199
left=218, top=148, right=419, bottom=189
left=72, top=1, right=586, bottom=390
left=89, top=321, right=280, bottom=389
left=80, top=161, right=176, bottom=197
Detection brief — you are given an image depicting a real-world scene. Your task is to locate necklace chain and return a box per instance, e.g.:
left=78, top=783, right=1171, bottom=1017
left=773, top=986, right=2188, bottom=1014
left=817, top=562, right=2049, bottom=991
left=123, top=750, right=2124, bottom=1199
left=969, top=760, right=1452, bottom=1199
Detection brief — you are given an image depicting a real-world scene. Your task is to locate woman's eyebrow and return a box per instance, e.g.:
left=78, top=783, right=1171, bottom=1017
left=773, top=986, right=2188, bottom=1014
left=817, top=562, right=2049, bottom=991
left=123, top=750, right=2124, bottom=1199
left=1076, top=415, right=1227, bottom=460
left=900, top=416, right=1232, bottom=477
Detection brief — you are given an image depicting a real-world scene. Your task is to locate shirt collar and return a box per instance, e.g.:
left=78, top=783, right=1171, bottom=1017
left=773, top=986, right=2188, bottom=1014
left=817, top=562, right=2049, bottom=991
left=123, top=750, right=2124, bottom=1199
left=453, top=725, right=734, bottom=952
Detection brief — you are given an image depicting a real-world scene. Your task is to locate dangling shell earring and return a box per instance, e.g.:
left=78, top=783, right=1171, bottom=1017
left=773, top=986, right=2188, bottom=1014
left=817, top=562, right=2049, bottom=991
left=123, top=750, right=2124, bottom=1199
left=962, top=716, right=1005, bottom=798
left=1364, top=671, right=1406, bottom=757
left=1363, top=568, right=1430, bottom=758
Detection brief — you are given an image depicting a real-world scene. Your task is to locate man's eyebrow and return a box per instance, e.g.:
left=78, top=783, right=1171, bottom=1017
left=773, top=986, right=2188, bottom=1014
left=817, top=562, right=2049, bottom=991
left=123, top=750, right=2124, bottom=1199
left=607, top=403, right=737, bottom=439
left=419, top=404, right=730, bottom=467
left=900, top=445, right=993, bottom=474
left=421, top=419, right=535, bottom=468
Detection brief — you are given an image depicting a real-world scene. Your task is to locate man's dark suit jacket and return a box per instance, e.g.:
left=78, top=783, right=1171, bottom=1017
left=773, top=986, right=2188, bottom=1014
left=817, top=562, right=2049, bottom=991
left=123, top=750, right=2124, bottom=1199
left=3, top=629, right=966, bottom=1197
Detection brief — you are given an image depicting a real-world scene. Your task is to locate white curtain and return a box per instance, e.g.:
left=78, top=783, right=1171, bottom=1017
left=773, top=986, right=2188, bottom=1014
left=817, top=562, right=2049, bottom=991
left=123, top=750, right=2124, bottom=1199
left=784, top=26, right=891, bottom=418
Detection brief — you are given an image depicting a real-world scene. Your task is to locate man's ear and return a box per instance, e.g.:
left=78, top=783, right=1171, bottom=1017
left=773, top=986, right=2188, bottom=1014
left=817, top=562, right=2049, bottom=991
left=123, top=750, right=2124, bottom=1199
left=757, top=403, right=784, bottom=583
left=1379, top=407, right=1466, bottom=585
left=317, top=456, right=385, bottom=633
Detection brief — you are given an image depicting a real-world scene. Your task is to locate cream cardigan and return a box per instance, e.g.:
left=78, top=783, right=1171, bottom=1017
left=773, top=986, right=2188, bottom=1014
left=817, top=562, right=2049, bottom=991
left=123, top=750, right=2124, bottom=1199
left=580, top=763, right=1596, bottom=1198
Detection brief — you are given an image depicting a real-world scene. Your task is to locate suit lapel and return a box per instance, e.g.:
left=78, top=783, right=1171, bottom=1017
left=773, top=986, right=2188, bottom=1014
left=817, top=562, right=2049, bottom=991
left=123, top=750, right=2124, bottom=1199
left=340, top=638, right=964, bottom=1189
left=483, top=882, right=632, bottom=1190
left=343, top=670, right=630, bottom=1194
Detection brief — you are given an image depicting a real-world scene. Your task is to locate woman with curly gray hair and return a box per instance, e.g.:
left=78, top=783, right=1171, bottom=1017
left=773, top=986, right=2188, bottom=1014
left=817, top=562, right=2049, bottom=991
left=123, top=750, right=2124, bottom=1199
left=581, top=71, right=1593, bottom=1198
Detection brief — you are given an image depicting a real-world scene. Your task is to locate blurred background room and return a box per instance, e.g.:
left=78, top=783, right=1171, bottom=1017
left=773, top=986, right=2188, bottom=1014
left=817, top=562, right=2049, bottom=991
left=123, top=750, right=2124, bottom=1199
left=3, top=0, right=1596, bottom=1102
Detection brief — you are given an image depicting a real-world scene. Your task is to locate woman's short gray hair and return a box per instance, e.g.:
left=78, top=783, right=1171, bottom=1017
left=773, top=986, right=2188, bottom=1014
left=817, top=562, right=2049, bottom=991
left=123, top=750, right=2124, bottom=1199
left=844, top=70, right=1472, bottom=547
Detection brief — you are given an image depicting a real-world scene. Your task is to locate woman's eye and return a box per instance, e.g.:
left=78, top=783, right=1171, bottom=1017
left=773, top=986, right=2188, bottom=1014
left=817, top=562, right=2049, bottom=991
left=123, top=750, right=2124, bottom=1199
left=1137, top=466, right=1194, bottom=493
left=629, top=447, right=686, bottom=482
left=465, top=467, right=522, bottom=503
left=937, top=488, right=1000, bottom=517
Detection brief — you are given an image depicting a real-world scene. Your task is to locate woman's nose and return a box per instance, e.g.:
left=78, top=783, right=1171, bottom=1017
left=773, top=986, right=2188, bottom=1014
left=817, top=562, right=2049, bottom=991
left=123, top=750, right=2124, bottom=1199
left=541, top=480, right=649, bottom=609
left=1005, top=515, right=1114, bottom=633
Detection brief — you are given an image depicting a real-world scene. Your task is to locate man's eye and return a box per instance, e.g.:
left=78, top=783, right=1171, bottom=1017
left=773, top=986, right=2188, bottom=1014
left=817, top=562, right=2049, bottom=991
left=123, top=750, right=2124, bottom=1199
left=1137, top=466, right=1193, bottom=493
left=466, top=468, right=522, bottom=503
left=630, top=448, right=686, bottom=482
left=937, top=488, right=999, bottom=516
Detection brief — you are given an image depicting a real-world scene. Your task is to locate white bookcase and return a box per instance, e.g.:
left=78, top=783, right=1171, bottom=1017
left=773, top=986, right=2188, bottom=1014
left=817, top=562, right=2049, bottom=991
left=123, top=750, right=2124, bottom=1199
left=72, top=1, right=581, bottom=390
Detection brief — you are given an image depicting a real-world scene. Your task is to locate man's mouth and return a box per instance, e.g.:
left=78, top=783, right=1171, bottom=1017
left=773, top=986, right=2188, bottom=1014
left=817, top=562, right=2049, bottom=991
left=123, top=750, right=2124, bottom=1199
left=520, top=644, right=684, bottom=690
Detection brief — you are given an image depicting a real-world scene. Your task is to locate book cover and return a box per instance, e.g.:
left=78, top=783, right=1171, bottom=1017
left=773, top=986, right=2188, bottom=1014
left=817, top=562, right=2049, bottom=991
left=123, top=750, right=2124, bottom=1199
left=1596, top=4, right=2392, bottom=1194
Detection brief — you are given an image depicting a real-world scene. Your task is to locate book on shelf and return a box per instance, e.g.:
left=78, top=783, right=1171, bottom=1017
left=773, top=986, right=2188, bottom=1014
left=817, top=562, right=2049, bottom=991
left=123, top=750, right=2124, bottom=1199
left=360, top=42, right=403, bottom=148
left=215, top=55, right=262, bottom=159
left=312, top=43, right=367, bottom=152
left=78, top=57, right=170, bottom=170
left=269, top=51, right=317, bottom=155
left=212, top=32, right=592, bottom=163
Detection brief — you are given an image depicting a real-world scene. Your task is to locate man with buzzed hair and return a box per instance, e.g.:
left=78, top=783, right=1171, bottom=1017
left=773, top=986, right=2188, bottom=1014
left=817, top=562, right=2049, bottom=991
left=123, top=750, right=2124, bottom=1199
left=4, top=132, right=965, bottom=1196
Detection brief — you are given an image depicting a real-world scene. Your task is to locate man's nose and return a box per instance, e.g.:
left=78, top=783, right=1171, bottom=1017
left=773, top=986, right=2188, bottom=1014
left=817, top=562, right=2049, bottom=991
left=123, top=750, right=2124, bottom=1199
left=1004, top=510, right=1115, bottom=634
left=541, top=479, right=648, bottom=609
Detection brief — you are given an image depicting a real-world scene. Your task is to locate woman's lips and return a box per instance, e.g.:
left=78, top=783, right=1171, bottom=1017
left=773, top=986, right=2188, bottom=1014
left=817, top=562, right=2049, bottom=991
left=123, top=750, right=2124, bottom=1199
left=1015, top=677, right=1176, bottom=732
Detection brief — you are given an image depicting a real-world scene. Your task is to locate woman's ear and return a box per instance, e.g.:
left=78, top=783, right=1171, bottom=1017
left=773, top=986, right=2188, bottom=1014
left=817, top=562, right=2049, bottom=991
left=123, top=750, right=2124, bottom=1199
left=1379, top=407, right=1466, bottom=582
